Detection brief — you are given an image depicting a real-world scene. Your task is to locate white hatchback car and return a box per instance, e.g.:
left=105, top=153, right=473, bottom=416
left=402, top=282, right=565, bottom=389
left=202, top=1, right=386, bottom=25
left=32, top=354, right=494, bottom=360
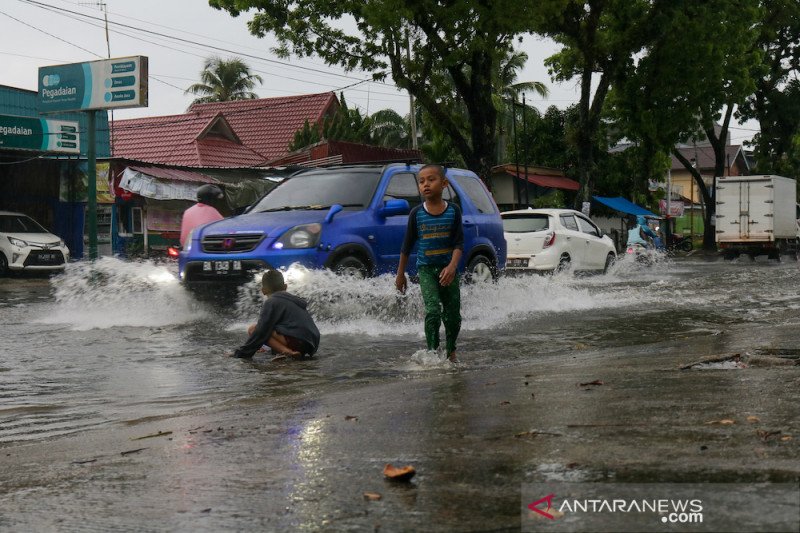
left=502, top=208, right=616, bottom=273
left=0, top=211, right=70, bottom=275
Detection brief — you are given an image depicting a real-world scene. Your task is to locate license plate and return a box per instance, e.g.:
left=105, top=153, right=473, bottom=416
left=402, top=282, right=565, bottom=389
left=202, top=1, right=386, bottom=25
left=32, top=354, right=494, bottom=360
left=40, top=253, right=57, bottom=261
left=508, top=258, right=529, bottom=268
left=203, top=260, right=242, bottom=274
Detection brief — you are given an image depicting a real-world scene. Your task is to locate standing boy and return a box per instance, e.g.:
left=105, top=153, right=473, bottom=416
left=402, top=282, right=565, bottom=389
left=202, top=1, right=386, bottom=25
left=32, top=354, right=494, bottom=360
left=232, top=270, right=320, bottom=359
left=395, top=164, right=464, bottom=362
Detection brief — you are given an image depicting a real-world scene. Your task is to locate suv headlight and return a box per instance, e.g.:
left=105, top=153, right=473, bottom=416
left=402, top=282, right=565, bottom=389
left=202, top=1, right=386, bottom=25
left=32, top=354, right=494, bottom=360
left=276, top=223, right=322, bottom=249
left=8, top=237, right=28, bottom=248
left=185, top=229, right=194, bottom=252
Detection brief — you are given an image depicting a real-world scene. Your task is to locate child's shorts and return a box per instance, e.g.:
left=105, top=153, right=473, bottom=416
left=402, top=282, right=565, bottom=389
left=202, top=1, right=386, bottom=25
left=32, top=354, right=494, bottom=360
left=284, top=335, right=313, bottom=355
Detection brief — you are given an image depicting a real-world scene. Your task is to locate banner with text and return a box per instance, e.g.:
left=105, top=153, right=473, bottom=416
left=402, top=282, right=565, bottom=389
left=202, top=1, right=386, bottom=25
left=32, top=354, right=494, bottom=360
left=38, top=56, right=148, bottom=113
left=0, top=114, right=79, bottom=154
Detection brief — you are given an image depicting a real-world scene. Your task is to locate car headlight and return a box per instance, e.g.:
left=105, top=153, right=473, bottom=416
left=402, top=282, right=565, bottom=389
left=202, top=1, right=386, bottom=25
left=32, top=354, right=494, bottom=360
left=276, top=223, right=322, bottom=249
left=8, top=237, right=28, bottom=248
left=185, top=229, right=194, bottom=252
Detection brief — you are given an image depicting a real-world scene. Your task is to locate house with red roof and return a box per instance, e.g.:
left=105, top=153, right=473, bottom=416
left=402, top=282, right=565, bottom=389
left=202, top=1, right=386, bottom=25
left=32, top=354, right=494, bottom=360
left=107, top=92, right=340, bottom=255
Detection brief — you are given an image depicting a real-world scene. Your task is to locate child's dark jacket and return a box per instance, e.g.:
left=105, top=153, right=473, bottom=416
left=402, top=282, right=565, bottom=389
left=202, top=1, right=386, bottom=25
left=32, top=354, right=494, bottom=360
left=233, top=291, right=320, bottom=358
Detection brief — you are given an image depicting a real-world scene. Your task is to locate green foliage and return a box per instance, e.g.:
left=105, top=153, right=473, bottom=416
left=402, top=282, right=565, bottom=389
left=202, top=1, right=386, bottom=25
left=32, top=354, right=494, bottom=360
left=185, top=56, right=263, bottom=106
left=209, top=0, right=565, bottom=179
left=739, top=0, right=800, bottom=177
left=288, top=119, right=320, bottom=152
left=531, top=190, right=565, bottom=209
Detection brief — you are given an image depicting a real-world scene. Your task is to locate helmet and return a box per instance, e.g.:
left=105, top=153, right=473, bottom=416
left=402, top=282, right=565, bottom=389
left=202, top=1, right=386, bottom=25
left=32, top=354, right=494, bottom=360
left=197, top=184, right=223, bottom=204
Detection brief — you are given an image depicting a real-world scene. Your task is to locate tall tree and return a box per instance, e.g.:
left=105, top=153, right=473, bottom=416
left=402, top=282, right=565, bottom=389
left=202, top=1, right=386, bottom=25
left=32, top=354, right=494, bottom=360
left=495, top=50, right=549, bottom=163
left=185, top=56, right=263, bottom=105
left=609, top=0, right=762, bottom=250
left=209, top=0, right=563, bottom=181
left=739, top=0, right=800, bottom=177
left=535, top=0, right=654, bottom=208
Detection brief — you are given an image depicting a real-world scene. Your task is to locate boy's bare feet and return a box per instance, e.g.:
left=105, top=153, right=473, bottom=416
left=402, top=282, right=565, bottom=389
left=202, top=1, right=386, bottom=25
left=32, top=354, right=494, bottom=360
left=447, top=351, right=458, bottom=363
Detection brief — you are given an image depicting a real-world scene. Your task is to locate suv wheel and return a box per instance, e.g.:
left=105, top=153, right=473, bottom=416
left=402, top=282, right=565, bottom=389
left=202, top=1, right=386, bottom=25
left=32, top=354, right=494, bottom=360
left=332, top=255, right=369, bottom=278
left=465, top=255, right=496, bottom=283
left=0, top=252, right=7, bottom=276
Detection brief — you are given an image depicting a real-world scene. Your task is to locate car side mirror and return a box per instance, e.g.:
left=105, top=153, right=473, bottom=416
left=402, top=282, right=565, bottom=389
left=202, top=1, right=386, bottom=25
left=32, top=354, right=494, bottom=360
left=379, top=199, right=410, bottom=218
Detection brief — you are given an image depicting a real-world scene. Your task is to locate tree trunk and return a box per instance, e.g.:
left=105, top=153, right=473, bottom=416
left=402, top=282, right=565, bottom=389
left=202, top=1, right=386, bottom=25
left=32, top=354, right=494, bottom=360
left=673, top=149, right=715, bottom=250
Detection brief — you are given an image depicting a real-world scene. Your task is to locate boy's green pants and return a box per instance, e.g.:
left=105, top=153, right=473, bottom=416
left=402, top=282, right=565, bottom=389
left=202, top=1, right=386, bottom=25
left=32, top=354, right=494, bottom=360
left=417, top=265, right=461, bottom=354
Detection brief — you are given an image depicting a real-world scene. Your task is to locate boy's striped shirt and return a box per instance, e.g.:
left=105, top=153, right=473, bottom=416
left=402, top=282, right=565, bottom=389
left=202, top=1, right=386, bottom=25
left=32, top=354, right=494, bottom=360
left=401, top=202, right=464, bottom=266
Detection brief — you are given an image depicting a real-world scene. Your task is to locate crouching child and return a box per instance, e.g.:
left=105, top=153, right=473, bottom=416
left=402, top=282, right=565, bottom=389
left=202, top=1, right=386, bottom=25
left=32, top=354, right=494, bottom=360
left=232, top=270, right=320, bottom=359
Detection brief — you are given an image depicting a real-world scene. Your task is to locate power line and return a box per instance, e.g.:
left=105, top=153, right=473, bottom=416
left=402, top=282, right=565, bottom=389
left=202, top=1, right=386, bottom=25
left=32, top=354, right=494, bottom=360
left=12, top=0, right=408, bottom=100
left=0, top=8, right=102, bottom=58
left=18, top=0, right=394, bottom=87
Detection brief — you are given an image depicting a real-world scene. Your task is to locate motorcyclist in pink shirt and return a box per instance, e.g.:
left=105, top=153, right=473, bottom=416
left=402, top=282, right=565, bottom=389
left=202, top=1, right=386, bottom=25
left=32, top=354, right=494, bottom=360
left=180, top=184, right=224, bottom=248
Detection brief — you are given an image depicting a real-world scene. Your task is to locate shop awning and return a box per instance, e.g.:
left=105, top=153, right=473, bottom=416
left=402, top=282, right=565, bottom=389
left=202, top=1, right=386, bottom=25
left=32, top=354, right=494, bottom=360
left=593, top=196, right=656, bottom=217
left=508, top=170, right=580, bottom=191
left=119, top=166, right=219, bottom=201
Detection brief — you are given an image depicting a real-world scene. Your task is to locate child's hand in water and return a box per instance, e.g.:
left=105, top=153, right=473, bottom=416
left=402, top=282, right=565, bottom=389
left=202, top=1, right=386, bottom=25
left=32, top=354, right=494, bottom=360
left=395, top=273, right=408, bottom=294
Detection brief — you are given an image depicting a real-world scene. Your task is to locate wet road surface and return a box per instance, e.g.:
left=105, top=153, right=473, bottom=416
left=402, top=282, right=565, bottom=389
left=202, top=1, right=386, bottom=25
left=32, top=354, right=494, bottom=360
left=0, top=255, right=798, bottom=531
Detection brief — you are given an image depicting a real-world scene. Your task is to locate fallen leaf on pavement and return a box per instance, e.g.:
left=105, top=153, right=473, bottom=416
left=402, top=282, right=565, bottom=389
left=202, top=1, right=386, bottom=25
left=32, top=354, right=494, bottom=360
left=578, top=380, right=604, bottom=387
left=746, top=416, right=760, bottom=423
left=500, top=400, right=511, bottom=405
left=383, top=464, right=416, bottom=482
left=705, top=419, right=736, bottom=425
left=363, top=492, right=382, bottom=501
left=780, top=435, right=793, bottom=441
left=345, top=415, right=359, bottom=421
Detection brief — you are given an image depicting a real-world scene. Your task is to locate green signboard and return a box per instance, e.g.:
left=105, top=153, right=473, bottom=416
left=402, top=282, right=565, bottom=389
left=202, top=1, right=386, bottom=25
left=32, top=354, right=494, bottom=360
left=0, top=114, right=80, bottom=154
left=38, top=56, right=148, bottom=113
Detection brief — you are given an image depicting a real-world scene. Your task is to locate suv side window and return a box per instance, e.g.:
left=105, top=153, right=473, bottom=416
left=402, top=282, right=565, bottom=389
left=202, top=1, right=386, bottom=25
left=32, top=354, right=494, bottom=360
left=576, top=216, right=600, bottom=237
left=559, top=214, right=579, bottom=231
left=384, top=172, right=421, bottom=209
left=442, top=184, right=460, bottom=208
left=450, top=175, right=495, bottom=213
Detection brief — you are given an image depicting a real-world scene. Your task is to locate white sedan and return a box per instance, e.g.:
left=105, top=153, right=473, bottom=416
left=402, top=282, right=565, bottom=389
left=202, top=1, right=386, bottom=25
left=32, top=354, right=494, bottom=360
left=501, top=208, right=616, bottom=273
left=0, top=211, right=70, bottom=275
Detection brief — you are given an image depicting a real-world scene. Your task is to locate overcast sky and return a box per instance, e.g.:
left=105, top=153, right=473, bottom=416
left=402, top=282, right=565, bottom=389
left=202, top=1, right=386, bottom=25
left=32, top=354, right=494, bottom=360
left=2, top=0, right=757, bottom=144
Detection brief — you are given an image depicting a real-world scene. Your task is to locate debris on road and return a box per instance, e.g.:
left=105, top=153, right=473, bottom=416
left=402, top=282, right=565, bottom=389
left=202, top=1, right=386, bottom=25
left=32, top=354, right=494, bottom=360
left=383, top=464, right=416, bottom=482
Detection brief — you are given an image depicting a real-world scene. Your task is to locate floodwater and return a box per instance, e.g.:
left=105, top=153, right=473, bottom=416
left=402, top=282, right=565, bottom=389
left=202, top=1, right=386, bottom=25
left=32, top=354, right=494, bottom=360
left=1, top=255, right=799, bottom=444
left=1, top=255, right=799, bottom=531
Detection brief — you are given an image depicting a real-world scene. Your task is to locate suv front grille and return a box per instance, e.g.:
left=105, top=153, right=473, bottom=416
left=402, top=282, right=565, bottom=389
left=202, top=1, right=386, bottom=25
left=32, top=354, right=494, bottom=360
left=202, top=234, right=264, bottom=254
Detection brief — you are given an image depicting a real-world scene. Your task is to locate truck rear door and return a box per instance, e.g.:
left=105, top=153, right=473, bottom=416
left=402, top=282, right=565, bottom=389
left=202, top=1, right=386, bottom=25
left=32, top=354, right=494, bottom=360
left=742, top=178, right=774, bottom=241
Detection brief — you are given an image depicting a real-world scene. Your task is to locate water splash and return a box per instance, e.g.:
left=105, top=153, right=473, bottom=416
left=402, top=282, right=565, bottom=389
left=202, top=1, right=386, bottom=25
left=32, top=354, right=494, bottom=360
left=235, top=264, right=647, bottom=337
left=38, top=257, right=208, bottom=330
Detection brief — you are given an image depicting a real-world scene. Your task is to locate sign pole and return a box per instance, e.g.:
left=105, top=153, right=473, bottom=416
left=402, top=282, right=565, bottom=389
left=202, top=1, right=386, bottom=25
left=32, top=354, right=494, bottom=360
left=87, top=110, right=97, bottom=260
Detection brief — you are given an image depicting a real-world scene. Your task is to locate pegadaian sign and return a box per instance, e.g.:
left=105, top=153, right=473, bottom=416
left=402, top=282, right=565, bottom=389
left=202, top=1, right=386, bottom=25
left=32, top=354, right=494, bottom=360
left=38, top=56, right=148, bottom=113
left=0, top=114, right=80, bottom=154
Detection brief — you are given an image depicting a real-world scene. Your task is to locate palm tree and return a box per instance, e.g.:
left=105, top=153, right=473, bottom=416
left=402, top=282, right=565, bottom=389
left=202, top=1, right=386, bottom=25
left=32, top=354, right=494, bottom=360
left=186, top=56, right=263, bottom=106
left=369, top=109, right=409, bottom=148
left=494, top=50, right=549, bottom=163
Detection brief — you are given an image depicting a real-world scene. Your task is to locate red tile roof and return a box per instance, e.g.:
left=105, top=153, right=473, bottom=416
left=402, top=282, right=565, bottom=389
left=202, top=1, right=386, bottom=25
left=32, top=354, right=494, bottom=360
left=112, top=92, right=338, bottom=168
left=267, top=140, right=422, bottom=167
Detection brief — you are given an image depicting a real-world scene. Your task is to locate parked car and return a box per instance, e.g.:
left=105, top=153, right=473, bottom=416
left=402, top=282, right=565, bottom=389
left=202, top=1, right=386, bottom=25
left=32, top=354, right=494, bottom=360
left=179, top=164, right=507, bottom=284
left=501, top=208, right=615, bottom=273
left=0, top=211, right=70, bottom=275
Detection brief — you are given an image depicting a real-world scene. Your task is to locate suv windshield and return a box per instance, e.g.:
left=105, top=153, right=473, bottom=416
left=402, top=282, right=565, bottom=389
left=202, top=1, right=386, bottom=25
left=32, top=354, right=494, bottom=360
left=251, top=170, right=381, bottom=213
left=0, top=215, right=48, bottom=233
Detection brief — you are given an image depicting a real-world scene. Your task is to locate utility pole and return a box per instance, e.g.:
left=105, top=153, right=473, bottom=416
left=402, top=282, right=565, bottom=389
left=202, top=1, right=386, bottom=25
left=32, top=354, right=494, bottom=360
left=522, top=93, right=530, bottom=207
left=666, top=168, right=672, bottom=246
left=405, top=26, right=418, bottom=150
left=511, top=97, right=521, bottom=210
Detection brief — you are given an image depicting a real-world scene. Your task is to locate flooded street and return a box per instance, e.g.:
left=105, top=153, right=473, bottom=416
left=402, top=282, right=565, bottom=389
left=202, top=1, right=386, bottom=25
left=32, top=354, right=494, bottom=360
left=1, top=256, right=798, bottom=531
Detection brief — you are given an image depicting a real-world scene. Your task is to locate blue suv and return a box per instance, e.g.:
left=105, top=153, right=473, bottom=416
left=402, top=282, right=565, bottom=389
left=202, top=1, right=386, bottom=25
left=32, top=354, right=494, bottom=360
left=179, top=164, right=507, bottom=283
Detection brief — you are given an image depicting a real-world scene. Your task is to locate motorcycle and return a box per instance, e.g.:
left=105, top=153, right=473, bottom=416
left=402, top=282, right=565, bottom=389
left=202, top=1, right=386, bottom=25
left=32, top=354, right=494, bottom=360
left=667, top=234, right=693, bottom=252
left=625, top=242, right=656, bottom=265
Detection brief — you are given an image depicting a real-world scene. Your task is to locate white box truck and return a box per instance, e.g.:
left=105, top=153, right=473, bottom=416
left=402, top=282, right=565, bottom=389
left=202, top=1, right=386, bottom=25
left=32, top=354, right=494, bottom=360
left=715, top=175, right=800, bottom=259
